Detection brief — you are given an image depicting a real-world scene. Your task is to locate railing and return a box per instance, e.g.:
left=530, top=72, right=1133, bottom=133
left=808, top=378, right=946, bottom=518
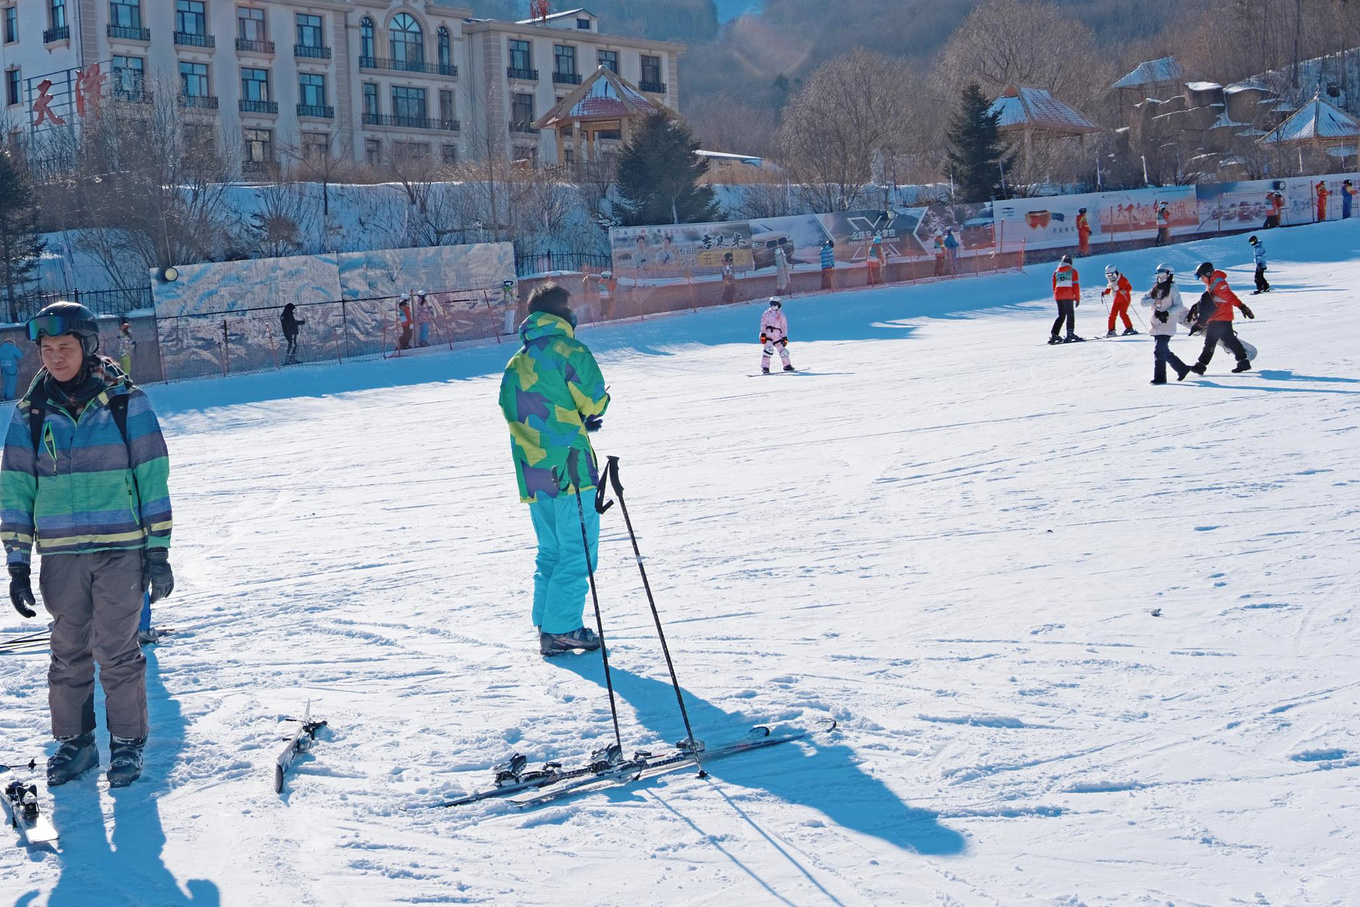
left=515, top=251, right=611, bottom=276
left=553, top=71, right=582, bottom=85
left=174, top=32, right=215, bottom=48
left=640, top=80, right=666, bottom=94
left=510, top=121, right=540, bottom=134
left=240, top=98, right=278, bottom=114
left=297, top=104, right=334, bottom=119
left=108, top=24, right=150, bottom=41
left=362, top=113, right=458, bottom=132
left=359, top=57, right=456, bottom=77
left=44, top=25, right=70, bottom=43
left=19, top=287, right=154, bottom=320
left=235, top=38, right=274, bottom=54
left=506, top=67, right=538, bottom=81
left=113, top=87, right=149, bottom=103
left=180, top=95, right=219, bottom=110
left=241, top=160, right=275, bottom=176
left=294, top=44, right=331, bottom=60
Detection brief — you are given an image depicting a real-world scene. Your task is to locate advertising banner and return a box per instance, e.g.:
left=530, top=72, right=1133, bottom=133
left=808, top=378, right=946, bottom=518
left=609, top=221, right=755, bottom=281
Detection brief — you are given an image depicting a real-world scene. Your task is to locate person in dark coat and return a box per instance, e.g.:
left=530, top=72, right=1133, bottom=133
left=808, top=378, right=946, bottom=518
left=280, top=304, right=305, bottom=364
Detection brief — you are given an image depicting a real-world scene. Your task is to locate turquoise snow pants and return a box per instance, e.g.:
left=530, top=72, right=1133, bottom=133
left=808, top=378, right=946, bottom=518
left=528, top=492, right=600, bottom=634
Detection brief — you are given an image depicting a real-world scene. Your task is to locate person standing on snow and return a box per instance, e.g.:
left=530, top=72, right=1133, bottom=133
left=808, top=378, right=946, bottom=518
left=2, top=302, right=174, bottom=788
left=1264, top=189, right=1285, bottom=229
left=396, top=296, right=414, bottom=351
left=1154, top=201, right=1171, bottom=246
left=721, top=253, right=736, bottom=304
left=1049, top=254, right=1082, bottom=344
left=498, top=284, right=610, bottom=658
left=280, top=303, right=305, bottom=365
left=1187, top=262, right=1254, bottom=376
left=1076, top=207, right=1092, bottom=256
left=1139, top=264, right=1192, bottom=384
left=1101, top=265, right=1136, bottom=337
left=417, top=294, right=434, bottom=347
left=0, top=340, right=24, bottom=400
left=774, top=246, right=791, bottom=296
left=932, top=231, right=946, bottom=277
left=819, top=240, right=836, bottom=290
left=943, top=228, right=960, bottom=274
left=1343, top=179, right=1356, bottom=219
left=1316, top=180, right=1330, bottom=222
left=115, top=322, right=136, bottom=378
left=1248, top=235, right=1271, bottom=294
left=758, top=296, right=794, bottom=374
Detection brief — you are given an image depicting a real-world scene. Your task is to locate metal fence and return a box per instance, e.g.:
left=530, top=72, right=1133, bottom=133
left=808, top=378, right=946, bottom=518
left=515, top=250, right=611, bottom=277
left=155, top=286, right=512, bottom=382
left=13, top=287, right=154, bottom=322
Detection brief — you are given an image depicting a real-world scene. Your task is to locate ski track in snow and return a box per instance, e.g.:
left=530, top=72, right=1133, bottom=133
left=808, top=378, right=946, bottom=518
left=3, top=223, right=1360, bottom=905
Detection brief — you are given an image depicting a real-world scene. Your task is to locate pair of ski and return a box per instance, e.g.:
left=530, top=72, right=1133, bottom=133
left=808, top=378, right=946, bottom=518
left=275, top=701, right=327, bottom=793
left=428, top=719, right=835, bottom=810
left=1, top=774, right=58, bottom=847
left=0, top=628, right=177, bottom=654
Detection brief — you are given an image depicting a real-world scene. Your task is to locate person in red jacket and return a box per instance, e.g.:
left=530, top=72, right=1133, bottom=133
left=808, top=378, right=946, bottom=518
left=1264, top=190, right=1285, bottom=228
left=1316, top=180, right=1330, bottom=222
left=1049, top=254, right=1082, bottom=344
left=1188, top=261, right=1254, bottom=375
left=1101, top=264, right=1136, bottom=337
left=1076, top=208, right=1091, bottom=256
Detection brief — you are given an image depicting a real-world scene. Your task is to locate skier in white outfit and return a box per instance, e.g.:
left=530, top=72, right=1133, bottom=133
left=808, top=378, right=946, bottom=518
left=759, top=297, right=794, bottom=373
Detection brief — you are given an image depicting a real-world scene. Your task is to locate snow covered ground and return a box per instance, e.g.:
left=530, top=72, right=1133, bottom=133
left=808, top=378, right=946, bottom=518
left=3, top=221, right=1359, bottom=906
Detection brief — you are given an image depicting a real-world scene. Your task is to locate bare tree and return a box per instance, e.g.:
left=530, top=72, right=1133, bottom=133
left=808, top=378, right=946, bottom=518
left=245, top=181, right=318, bottom=258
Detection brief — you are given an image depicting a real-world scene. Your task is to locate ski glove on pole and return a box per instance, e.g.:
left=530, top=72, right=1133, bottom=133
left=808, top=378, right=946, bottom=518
left=584, top=414, right=603, bottom=432
left=8, top=565, right=36, bottom=619
left=143, top=549, right=175, bottom=604
left=1240, top=303, right=1255, bottom=319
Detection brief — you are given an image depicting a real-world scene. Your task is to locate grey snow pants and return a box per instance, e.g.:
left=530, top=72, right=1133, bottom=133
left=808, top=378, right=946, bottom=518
left=40, top=550, right=148, bottom=739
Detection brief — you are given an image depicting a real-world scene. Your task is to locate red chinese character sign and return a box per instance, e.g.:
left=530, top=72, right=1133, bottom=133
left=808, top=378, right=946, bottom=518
left=31, top=79, right=65, bottom=128
left=75, top=64, right=105, bottom=118
left=27, top=62, right=112, bottom=134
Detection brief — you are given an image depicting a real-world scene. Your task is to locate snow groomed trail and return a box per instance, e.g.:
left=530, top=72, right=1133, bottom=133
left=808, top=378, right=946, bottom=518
left=2, top=222, right=1358, bottom=906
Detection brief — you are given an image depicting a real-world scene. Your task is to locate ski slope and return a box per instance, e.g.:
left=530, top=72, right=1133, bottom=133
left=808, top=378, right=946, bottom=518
left=2, top=222, right=1359, bottom=906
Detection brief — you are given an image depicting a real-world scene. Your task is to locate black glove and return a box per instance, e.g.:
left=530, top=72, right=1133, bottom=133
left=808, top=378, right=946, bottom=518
left=143, top=549, right=175, bottom=604
left=583, top=414, right=603, bottom=432
left=8, top=565, right=35, bottom=619
left=780, top=338, right=789, bottom=346
left=1155, top=309, right=1169, bottom=323
left=1240, top=303, right=1255, bottom=319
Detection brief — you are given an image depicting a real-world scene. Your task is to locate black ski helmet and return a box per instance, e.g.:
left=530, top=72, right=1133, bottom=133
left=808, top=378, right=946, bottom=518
left=1060, top=254, right=1073, bottom=265
left=27, top=301, right=100, bottom=356
left=1195, top=261, right=1215, bottom=280
left=1248, top=235, right=1258, bottom=245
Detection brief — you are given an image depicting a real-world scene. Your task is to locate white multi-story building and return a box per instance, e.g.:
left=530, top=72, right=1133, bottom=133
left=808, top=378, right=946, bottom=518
left=0, top=1, right=682, bottom=173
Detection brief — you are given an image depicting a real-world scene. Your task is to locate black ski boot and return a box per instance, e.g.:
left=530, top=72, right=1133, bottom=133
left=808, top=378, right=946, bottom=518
left=783, top=365, right=795, bottom=371
left=47, top=732, right=98, bottom=786
left=1047, top=334, right=1063, bottom=345
left=1063, top=334, right=1085, bottom=343
left=1104, top=329, right=1117, bottom=338
left=1122, top=327, right=1139, bottom=336
left=1232, top=360, right=1252, bottom=373
left=539, top=627, right=602, bottom=657
left=107, top=735, right=147, bottom=788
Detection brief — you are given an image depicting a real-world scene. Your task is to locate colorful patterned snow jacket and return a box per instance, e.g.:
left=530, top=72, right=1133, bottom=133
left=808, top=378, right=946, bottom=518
left=1, top=362, right=172, bottom=566
left=498, top=312, right=610, bottom=503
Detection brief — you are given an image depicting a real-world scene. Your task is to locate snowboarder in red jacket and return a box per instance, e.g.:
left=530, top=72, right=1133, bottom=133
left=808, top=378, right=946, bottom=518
left=1187, top=262, right=1254, bottom=375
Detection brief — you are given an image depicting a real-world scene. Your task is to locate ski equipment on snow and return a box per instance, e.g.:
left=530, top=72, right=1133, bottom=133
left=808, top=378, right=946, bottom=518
left=275, top=701, right=327, bottom=793
left=2, top=779, right=59, bottom=846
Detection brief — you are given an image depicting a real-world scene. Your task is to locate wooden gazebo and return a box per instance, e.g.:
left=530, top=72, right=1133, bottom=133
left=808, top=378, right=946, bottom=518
left=534, top=67, right=674, bottom=164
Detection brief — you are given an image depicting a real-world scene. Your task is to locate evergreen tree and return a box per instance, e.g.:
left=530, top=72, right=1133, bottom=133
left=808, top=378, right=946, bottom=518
left=0, top=150, right=46, bottom=324
left=945, top=83, right=1012, bottom=203
left=615, top=112, right=719, bottom=226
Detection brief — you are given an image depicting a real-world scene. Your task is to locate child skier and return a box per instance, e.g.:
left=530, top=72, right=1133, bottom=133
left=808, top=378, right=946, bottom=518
left=1049, top=254, right=1082, bottom=344
left=1188, top=262, right=1254, bottom=376
left=1248, top=235, right=1270, bottom=294
left=1101, top=264, right=1136, bottom=336
left=1139, top=264, right=1191, bottom=384
left=759, top=296, right=794, bottom=373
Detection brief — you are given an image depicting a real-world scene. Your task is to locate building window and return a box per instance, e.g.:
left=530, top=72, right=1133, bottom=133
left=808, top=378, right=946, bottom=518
left=50, top=0, right=67, bottom=30
left=641, top=55, right=661, bottom=86
left=365, top=138, right=381, bottom=166
left=511, top=92, right=533, bottom=129
left=241, top=67, right=270, bottom=102
left=5, top=69, right=18, bottom=107
left=237, top=7, right=265, bottom=43
left=3, top=8, right=16, bottom=45
left=564, top=148, right=574, bottom=163
left=243, top=127, right=273, bottom=166
left=183, top=123, right=215, bottom=159
left=299, top=72, right=326, bottom=109
left=576, top=18, right=590, bottom=30
left=296, top=13, right=321, bottom=49
left=597, top=50, right=618, bottom=73
left=179, top=60, right=209, bottom=98
left=392, top=141, right=429, bottom=160
left=554, top=44, right=576, bottom=76
left=441, top=144, right=457, bottom=164
left=439, top=89, right=454, bottom=125
left=110, top=0, right=141, bottom=29
left=389, top=12, right=423, bottom=65
left=362, top=82, right=378, bottom=116
left=302, top=133, right=329, bottom=161
left=508, top=39, right=531, bottom=73
left=359, top=17, right=374, bottom=60
left=112, top=55, right=145, bottom=100
left=437, top=26, right=451, bottom=67
left=176, top=0, right=206, bottom=37
left=392, top=85, right=427, bottom=125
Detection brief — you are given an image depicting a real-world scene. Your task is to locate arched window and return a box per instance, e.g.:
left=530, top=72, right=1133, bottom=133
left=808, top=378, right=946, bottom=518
left=359, top=17, right=374, bottom=61
left=437, top=26, right=451, bottom=69
left=389, top=13, right=423, bottom=66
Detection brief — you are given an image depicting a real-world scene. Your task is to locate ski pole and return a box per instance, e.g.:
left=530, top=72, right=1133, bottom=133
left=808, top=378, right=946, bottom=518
left=595, top=456, right=707, bottom=778
left=563, top=450, right=625, bottom=760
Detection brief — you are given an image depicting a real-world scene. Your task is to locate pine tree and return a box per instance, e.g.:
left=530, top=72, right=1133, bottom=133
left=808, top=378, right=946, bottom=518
left=945, top=83, right=1012, bottom=203
left=0, top=150, right=46, bottom=325
left=614, top=112, right=719, bottom=226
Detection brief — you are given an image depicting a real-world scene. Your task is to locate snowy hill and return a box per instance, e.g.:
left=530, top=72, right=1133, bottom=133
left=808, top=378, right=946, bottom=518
left=2, top=222, right=1358, bottom=905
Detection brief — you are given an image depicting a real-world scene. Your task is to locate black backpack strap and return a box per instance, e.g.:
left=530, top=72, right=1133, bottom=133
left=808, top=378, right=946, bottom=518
left=108, top=394, right=130, bottom=447
left=27, top=387, right=48, bottom=456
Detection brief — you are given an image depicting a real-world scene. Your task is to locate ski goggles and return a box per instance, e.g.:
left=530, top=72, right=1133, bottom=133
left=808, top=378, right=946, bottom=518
left=27, top=314, right=82, bottom=342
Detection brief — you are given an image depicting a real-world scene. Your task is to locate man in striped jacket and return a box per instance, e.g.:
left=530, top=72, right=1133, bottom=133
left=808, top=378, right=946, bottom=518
left=2, top=302, right=174, bottom=788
